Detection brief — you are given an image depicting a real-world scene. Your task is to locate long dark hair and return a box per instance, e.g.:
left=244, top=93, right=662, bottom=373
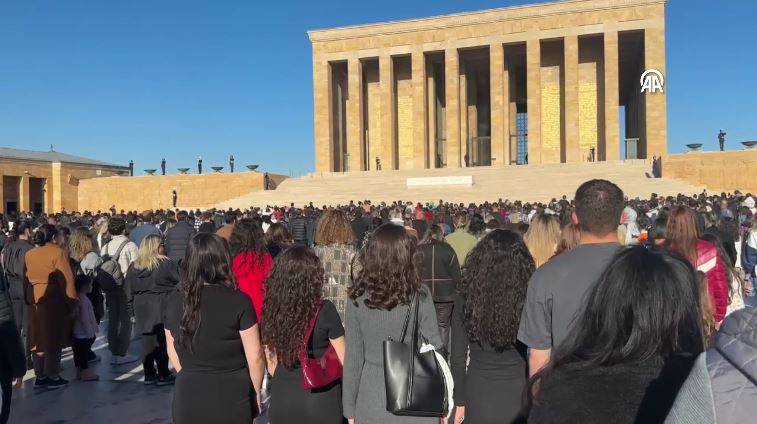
left=460, top=229, right=534, bottom=351
left=348, top=223, right=420, bottom=310
left=260, top=245, right=324, bottom=369
left=529, top=246, right=704, bottom=402
left=178, top=233, right=237, bottom=350
left=33, top=224, right=58, bottom=246
left=229, top=218, right=266, bottom=266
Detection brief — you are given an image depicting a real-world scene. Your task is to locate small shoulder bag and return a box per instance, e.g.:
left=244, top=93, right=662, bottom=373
left=299, top=304, right=342, bottom=390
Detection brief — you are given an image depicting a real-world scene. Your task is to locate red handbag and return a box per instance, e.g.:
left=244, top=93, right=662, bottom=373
left=299, top=305, right=343, bottom=389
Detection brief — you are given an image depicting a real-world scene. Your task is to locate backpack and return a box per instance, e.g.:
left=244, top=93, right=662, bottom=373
left=97, top=240, right=129, bottom=292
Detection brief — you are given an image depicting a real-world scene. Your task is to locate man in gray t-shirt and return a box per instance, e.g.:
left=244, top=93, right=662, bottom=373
left=517, top=179, right=625, bottom=376
left=517, top=243, right=620, bottom=349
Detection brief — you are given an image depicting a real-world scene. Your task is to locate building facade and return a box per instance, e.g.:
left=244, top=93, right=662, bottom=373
left=0, top=148, right=128, bottom=214
left=308, top=0, right=667, bottom=172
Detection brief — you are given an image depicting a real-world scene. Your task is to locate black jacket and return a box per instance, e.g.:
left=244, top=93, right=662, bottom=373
left=126, top=258, right=179, bottom=334
left=290, top=217, right=307, bottom=243
left=418, top=240, right=461, bottom=302
left=0, top=266, right=26, bottom=379
left=164, top=221, right=195, bottom=263
left=2, top=239, right=34, bottom=300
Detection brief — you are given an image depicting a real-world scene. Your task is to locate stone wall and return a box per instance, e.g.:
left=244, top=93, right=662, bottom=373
left=77, top=172, right=288, bottom=212
left=663, top=150, right=757, bottom=193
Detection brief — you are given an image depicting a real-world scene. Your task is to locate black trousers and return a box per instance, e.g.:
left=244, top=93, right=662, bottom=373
left=0, top=371, right=10, bottom=424
left=105, top=289, right=132, bottom=356
left=143, top=324, right=170, bottom=378
left=9, top=298, right=29, bottom=367
left=73, top=337, right=95, bottom=370
left=434, top=301, right=455, bottom=357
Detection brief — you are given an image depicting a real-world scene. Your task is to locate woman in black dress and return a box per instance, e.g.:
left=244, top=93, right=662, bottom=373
left=261, top=245, right=345, bottom=423
left=164, top=233, right=266, bottom=424
left=450, top=229, right=535, bottom=424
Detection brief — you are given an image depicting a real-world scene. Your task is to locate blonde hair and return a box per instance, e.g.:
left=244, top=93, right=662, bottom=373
left=314, top=209, right=355, bottom=246
left=69, top=227, right=94, bottom=263
left=556, top=223, right=581, bottom=255
left=134, top=234, right=166, bottom=271
left=524, top=214, right=561, bottom=267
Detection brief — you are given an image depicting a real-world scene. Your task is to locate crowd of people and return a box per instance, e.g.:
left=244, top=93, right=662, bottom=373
left=0, top=180, right=756, bottom=424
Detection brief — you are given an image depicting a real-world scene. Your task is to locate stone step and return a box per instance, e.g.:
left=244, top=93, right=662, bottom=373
left=215, top=161, right=703, bottom=209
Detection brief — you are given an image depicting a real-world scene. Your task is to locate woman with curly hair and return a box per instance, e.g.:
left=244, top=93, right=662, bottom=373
left=313, top=209, right=356, bottom=321
left=230, top=218, right=273, bottom=320
left=449, top=229, right=535, bottom=424
left=343, top=224, right=443, bottom=424
left=261, top=245, right=345, bottom=423
left=164, top=233, right=265, bottom=424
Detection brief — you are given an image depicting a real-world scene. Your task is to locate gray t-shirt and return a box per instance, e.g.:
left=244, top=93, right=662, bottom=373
left=517, top=242, right=621, bottom=350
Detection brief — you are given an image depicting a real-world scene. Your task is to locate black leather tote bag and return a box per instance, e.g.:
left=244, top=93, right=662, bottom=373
left=382, top=293, right=447, bottom=417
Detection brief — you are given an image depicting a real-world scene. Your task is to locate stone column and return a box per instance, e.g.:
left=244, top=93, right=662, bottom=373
left=19, top=175, right=30, bottom=213
left=526, top=38, right=541, bottom=165
left=347, top=58, right=364, bottom=171
left=445, top=48, right=460, bottom=168
left=564, top=35, right=580, bottom=162
left=644, top=24, right=667, bottom=158
left=412, top=50, right=427, bottom=169
left=52, top=162, right=66, bottom=212
left=313, top=58, right=333, bottom=172
left=426, top=62, right=437, bottom=168
left=379, top=54, right=396, bottom=170
left=490, top=43, right=506, bottom=167
left=459, top=61, right=468, bottom=167
left=604, top=30, right=620, bottom=161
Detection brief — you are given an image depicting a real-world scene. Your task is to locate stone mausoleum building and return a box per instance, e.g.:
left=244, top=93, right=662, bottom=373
left=0, top=147, right=128, bottom=214
left=308, top=0, right=667, bottom=172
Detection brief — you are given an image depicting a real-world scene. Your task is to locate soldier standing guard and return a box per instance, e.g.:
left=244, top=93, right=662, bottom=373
left=129, top=160, right=134, bottom=176
left=230, top=155, right=235, bottom=173
left=161, top=158, right=166, bottom=175
left=197, top=156, right=203, bottom=174
left=718, top=129, right=726, bottom=151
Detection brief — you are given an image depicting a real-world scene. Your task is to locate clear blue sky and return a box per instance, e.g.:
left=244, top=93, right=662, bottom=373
left=1, top=0, right=755, bottom=176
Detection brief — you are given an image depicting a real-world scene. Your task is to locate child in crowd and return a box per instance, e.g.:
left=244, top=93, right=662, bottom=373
left=73, top=274, right=99, bottom=381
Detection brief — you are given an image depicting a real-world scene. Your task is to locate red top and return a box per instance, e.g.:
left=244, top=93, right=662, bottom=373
left=696, top=239, right=728, bottom=323
left=232, top=250, right=273, bottom=321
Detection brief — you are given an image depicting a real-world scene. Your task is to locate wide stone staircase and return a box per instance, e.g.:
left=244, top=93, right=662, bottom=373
left=216, top=160, right=704, bottom=209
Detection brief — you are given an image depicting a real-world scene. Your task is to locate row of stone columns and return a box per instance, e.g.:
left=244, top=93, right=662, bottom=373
left=315, top=28, right=666, bottom=172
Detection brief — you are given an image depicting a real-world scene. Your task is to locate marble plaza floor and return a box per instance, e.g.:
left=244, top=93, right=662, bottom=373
left=9, top=326, right=271, bottom=424
left=10, top=332, right=174, bottom=424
